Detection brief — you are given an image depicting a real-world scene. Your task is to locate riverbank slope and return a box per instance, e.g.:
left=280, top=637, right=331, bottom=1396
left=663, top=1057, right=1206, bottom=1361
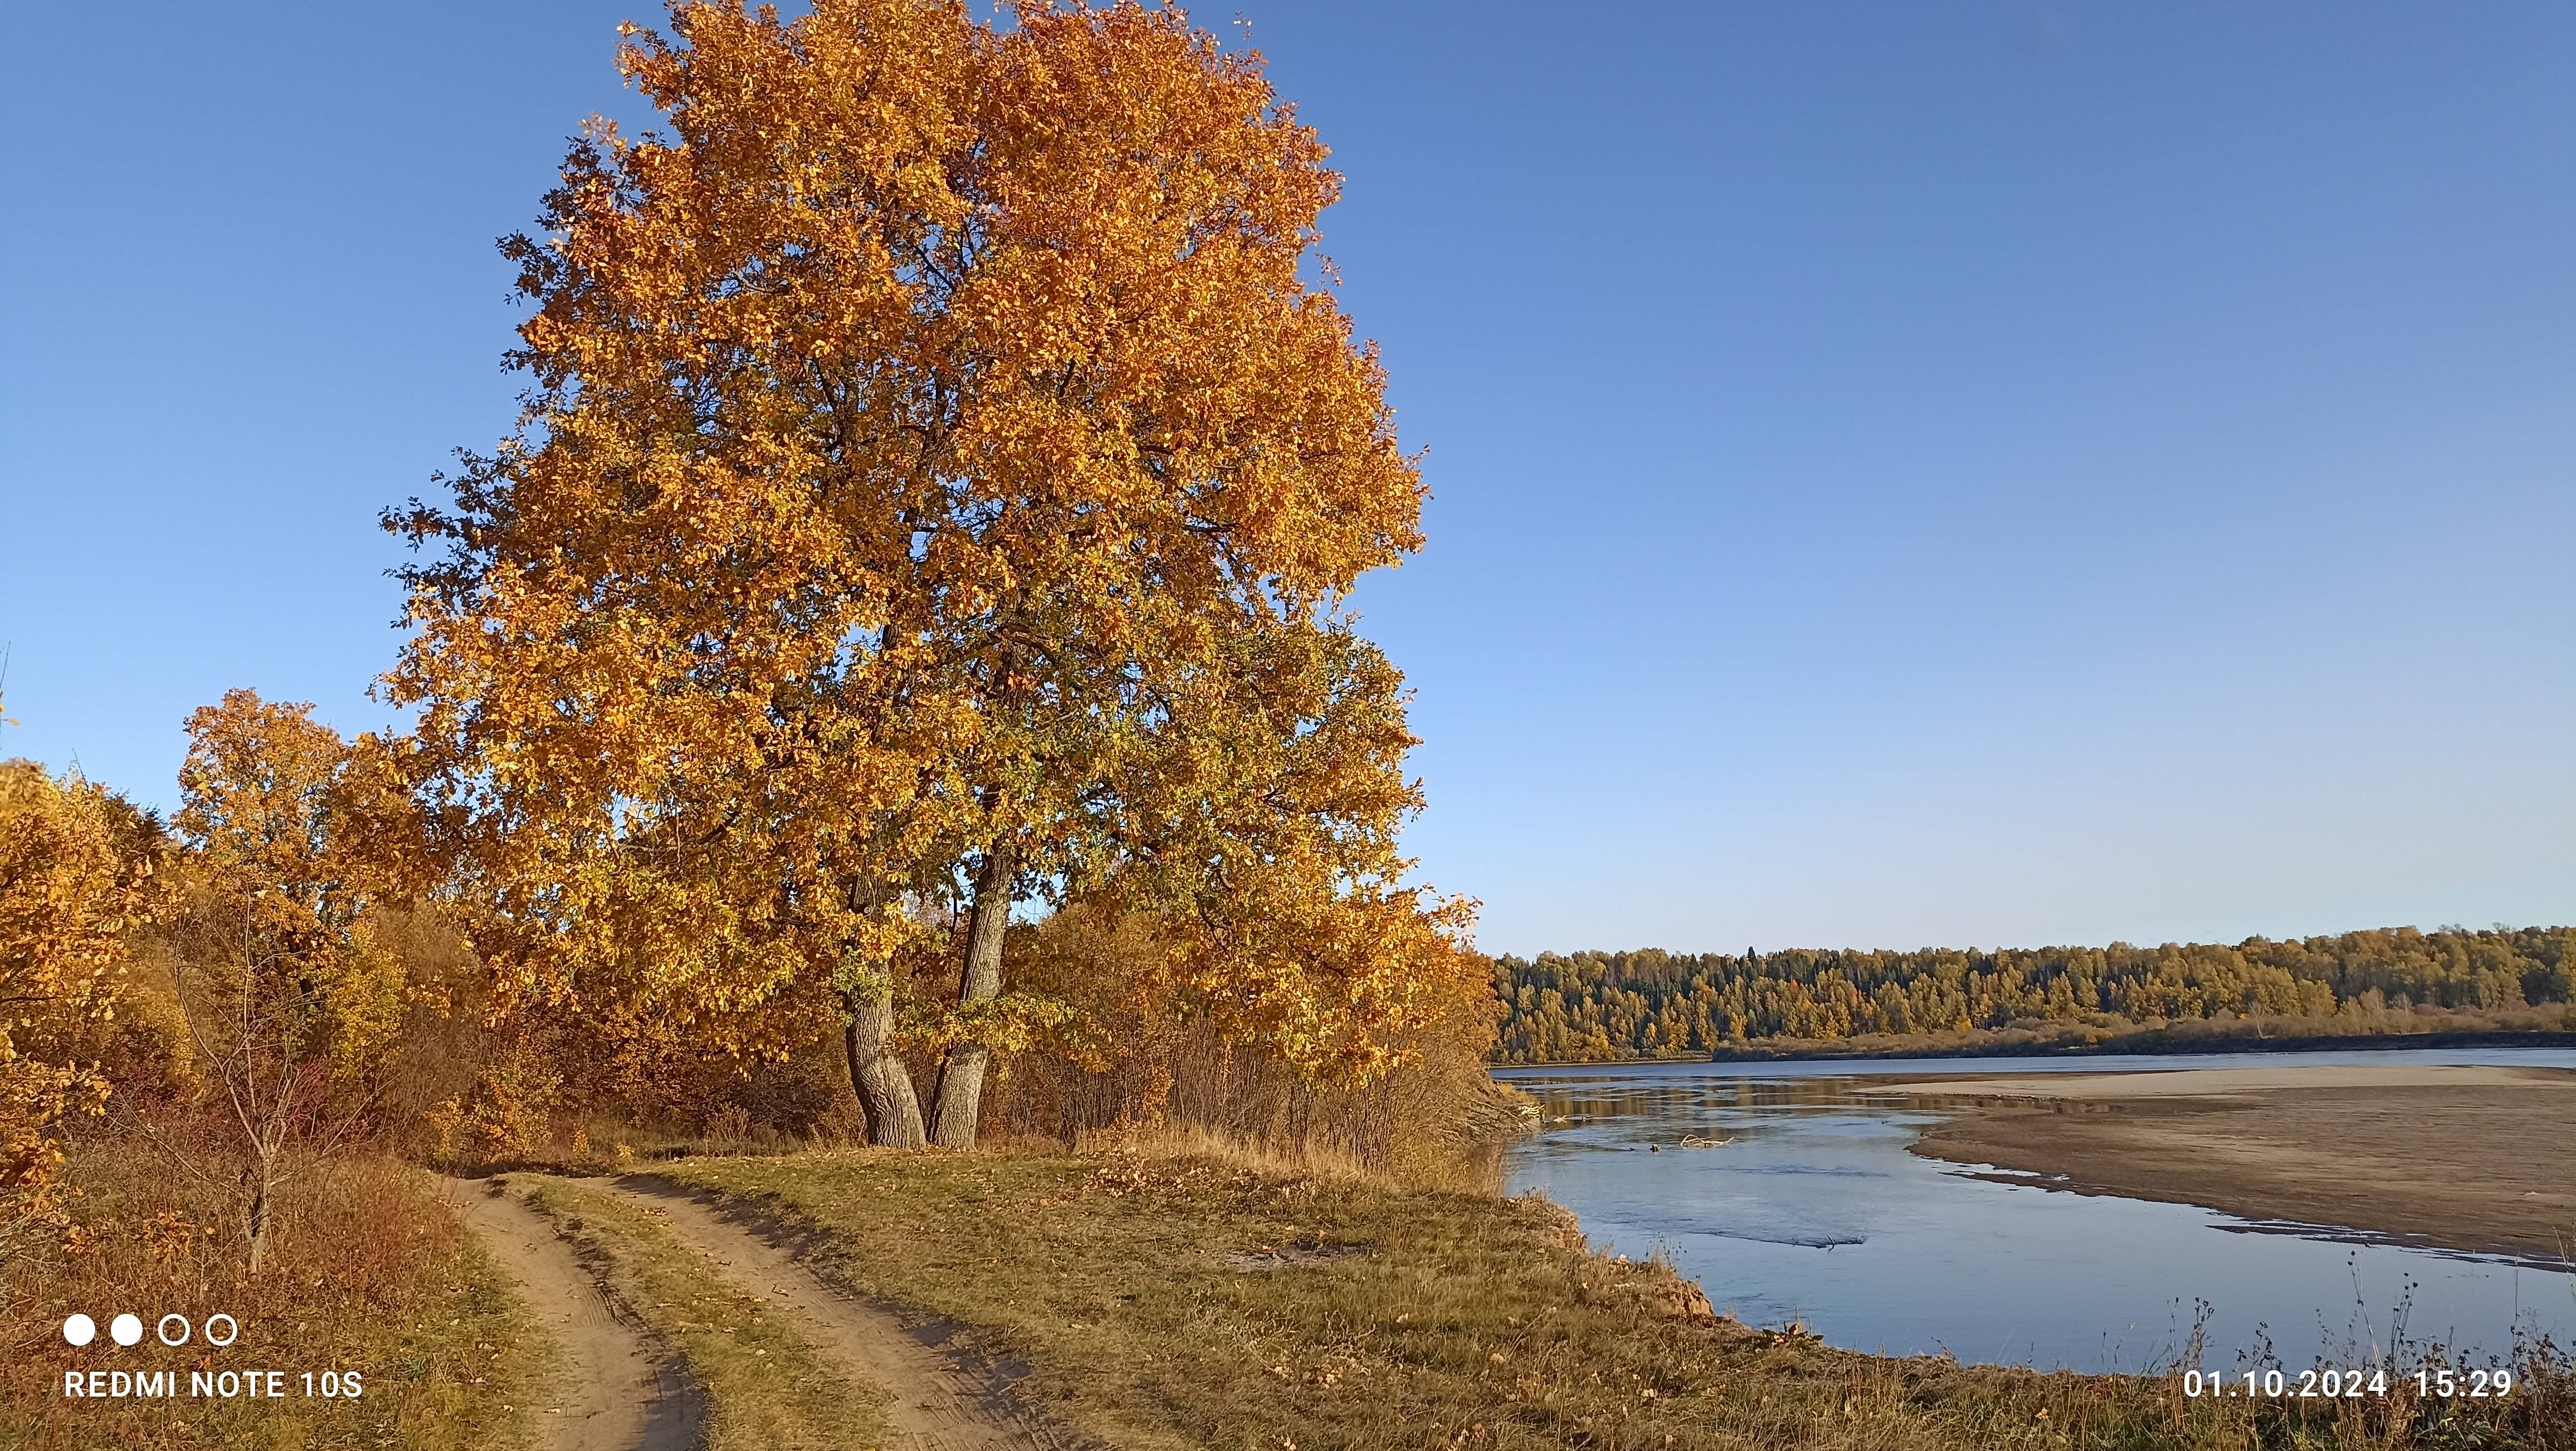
left=607, top=1141, right=2575, bottom=1450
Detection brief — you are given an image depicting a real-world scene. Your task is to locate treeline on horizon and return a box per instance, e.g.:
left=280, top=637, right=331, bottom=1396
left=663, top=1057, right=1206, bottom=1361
left=1491, top=926, right=2575, bottom=1063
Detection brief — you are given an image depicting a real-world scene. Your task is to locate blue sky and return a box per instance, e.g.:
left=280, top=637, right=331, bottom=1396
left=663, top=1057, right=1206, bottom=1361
left=4, top=3, right=2568, bottom=955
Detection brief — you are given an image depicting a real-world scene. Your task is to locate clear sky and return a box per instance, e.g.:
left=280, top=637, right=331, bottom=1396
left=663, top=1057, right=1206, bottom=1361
left=4, top=3, right=2569, bottom=956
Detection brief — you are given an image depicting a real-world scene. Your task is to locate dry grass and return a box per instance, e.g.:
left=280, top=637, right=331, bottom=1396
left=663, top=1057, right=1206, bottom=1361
left=0, top=1142, right=544, bottom=1450
left=509, top=1173, right=895, bottom=1451
left=655, top=1142, right=2574, bottom=1451
left=1092, top=1122, right=1387, bottom=1185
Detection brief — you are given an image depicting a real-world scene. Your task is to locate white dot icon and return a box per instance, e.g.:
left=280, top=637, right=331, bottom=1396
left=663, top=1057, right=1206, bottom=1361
left=109, top=1313, right=144, bottom=1347
left=62, top=1314, right=95, bottom=1346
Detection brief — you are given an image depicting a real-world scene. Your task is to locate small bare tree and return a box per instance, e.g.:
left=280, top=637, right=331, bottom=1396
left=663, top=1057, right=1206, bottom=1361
left=157, top=691, right=405, bottom=1274
left=163, top=884, right=384, bottom=1272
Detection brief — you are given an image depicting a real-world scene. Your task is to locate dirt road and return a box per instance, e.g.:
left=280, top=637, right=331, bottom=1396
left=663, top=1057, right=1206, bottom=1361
left=457, top=1170, right=1076, bottom=1451
left=596, top=1175, right=1080, bottom=1451
left=450, top=1179, right=701, bottom=1451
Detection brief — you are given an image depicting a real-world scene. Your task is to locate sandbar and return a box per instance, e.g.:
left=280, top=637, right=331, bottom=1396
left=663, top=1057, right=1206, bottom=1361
left=1871, top=1063, right=2576, bottom=1261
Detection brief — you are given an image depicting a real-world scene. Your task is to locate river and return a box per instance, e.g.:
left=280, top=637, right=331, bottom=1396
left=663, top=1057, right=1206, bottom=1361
left=1497, top=1046, right=2576, bottom=1372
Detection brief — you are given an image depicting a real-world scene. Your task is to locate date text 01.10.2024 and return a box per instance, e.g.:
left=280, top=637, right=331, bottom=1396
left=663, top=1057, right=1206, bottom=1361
left=2181, top=1369, right=2514, bottom=1400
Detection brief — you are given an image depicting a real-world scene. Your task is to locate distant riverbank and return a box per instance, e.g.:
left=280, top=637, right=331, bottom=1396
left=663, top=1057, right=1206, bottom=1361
left=1496, top=1024, right=2576, bottom=1070
left=1495, top=929, right=2575, bottom=1065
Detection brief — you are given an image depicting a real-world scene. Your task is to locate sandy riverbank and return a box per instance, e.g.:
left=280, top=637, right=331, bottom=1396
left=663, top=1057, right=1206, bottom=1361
left=1871, top=1064, right=2576, bottom=1261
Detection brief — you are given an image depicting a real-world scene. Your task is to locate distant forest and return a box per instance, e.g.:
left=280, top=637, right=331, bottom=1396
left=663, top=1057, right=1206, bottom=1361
left=1491, top=926, right=2574, bottom=1064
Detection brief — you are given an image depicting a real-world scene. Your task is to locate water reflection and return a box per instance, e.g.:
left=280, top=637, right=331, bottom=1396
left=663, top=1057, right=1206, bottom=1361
left=1500, top=1053, right=2576, bottom=1372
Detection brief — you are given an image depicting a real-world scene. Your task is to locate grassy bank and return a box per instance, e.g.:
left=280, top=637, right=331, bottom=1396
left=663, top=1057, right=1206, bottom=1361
left=649, top=1143, right=2574, bottom=1450
left=0, top=1153, right=545, bottom=1451
left=12, top=1129, right=2566, bottom=1449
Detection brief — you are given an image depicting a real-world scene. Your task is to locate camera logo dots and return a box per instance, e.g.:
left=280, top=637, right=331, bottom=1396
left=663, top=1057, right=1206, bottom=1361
left=61, top=1311, right=238, bottom=1348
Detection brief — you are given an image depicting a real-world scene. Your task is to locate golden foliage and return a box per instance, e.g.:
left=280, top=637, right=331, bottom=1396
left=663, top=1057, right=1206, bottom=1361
left=0, top=705, right=163, bottom=1261
left=992, top=899, right=1505, bottom=1184
left=163, top=690, right=418, bottom=1269
left=170, top=690, right=410, bottom=1088
left=423, top=1037, right=564, bottom=1164
left=384, top=0, right=1475, bottom=1137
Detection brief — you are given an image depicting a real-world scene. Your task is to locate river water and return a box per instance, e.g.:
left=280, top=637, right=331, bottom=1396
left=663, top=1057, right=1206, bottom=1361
left=1496, top=1048, right=2576, bottom=1372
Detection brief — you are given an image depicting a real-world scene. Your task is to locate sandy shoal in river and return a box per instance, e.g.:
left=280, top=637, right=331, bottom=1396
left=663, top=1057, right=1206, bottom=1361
left=1872, top=1064, right=2576, bottom=1261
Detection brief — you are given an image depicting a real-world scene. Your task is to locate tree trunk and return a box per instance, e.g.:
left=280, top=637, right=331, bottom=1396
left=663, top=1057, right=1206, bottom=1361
left=244, top=1152, right=277, bottom=1276
left=841, top=977, right=927, bottom=1147
left=928, top=843, right=1014, bottom=1148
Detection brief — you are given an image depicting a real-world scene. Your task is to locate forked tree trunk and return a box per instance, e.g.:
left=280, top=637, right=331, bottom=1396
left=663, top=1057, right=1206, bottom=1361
left=928, top=843, right=1014, bottom=1148
left=841, top=976, right=927, bottom=1147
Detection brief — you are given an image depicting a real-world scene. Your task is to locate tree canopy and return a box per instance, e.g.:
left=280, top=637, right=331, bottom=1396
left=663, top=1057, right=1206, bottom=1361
left=385, top=0, right=1475, bottom=1145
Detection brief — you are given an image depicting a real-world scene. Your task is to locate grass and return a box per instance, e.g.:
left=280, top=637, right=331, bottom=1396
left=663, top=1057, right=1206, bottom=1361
left=13, top=1124, right=2566, bottom=1449
left=0, top=1148, right=546, bottom=1451
left=508, top=1172, right=895, bottom=1451
left=653, top=1142, right=2575, bottom=1451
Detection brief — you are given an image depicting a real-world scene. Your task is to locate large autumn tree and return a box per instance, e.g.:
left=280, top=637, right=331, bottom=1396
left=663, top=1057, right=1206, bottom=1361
left=388, top=0, right=1478, bottom=1147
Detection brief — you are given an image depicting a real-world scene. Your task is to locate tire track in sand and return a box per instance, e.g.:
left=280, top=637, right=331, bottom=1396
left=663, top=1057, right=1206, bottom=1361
left=594, top=1174, right=1081, bottom=1451
left=451, top=1178, right=702, bottom=1451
